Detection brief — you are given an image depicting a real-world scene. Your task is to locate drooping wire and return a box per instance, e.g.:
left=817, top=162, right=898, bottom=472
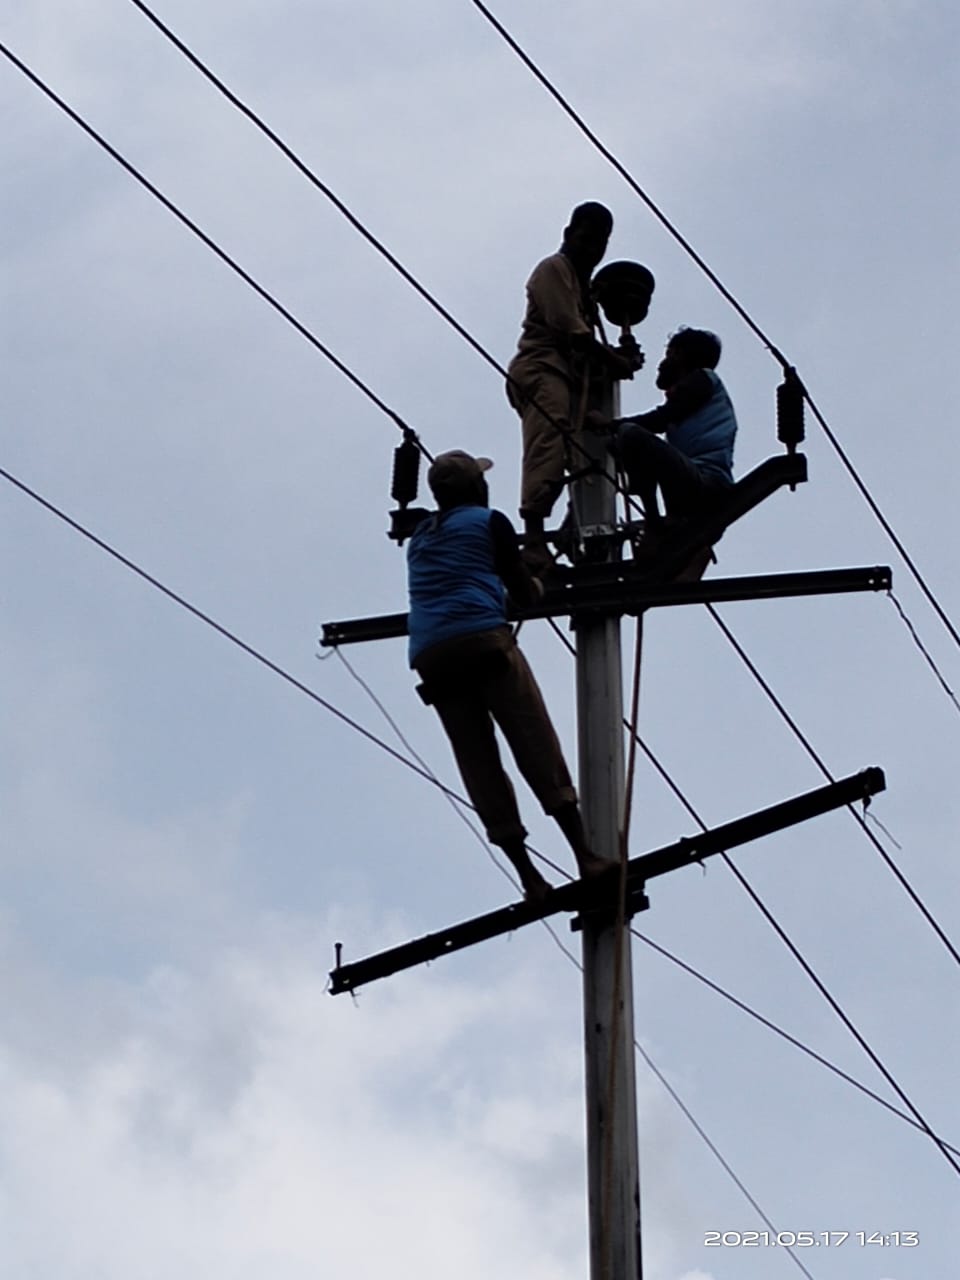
left=466, top=0, right=960, bottom=657
left=887, top=590, right=960, bottom=717
left=331, top=647, right=581, bottom=969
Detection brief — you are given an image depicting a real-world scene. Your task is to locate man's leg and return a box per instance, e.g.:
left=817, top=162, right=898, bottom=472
left=432, top=691, right=552, bottom=901
left=616, top=423, right=664, bottom=522
left=487, top=643, right=616, bottom=879
left=510, top=364, right=575, bottom=565
left=618, top=426, right=712, bottom=520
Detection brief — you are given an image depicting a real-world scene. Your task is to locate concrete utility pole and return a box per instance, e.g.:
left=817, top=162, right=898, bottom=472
left=574, top=372, right=642, bottom=1279
left=322, top=291, right=891, bottom=1279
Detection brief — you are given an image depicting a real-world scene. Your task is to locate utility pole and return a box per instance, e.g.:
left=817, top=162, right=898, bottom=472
left=321, top=264, right=892, bottom=1280
left=575, top=369, right=642, bottom=1279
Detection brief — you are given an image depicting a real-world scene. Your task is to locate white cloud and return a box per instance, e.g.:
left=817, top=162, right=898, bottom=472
left=0, top=931, right=599, bottom=1279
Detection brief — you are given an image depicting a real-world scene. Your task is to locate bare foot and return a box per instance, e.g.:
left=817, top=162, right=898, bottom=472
left=521, top=869, right=554, bottom=904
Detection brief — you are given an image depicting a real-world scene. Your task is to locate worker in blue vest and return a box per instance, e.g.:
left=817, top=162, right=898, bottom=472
left=407, top=450, right=614, bottom=901
left=594, top=326, right=737, bottom=527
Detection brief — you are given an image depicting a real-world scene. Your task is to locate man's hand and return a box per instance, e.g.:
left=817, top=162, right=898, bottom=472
left=603, top=345, right=644, bottom=381
left=584, top=408, right=615, bottom=434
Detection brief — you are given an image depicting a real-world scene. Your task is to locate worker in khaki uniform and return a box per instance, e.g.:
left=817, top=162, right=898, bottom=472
left=406, top=450, right=615, bottom=902
left=506, top=202, right=640, bottom=571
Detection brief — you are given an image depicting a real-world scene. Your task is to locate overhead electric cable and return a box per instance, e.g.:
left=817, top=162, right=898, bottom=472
left=328, top=658, right=816, bottom=1277
left=551, top=605, right=960, bottom=976
left=545, top=620, right=960, bottom=1177
left=0, top=476, right=829, bottom=1265
left=887, top=590, right=960, bottom=717
left=0, top=41, right=424, bottom=451
left=632, top=929, right=960, bottom=1157
left=706, top=603, right=960, bottom=969
left=466, top=0, right=960, bottom=654
left=121, top=0, right=643, bottom=509
left=13, top=27, right=945, bottom=982
left=331, top=647, right=581, bottom=969
left=0, top=464, right=477, bottom=805
left=8, top=27, right=955, bottom=1186
left=119, top=7, right=960, bottom=728
left=340, top=622, right=956, bottom=1157
left=632, top=1036, right=816, bottom=1280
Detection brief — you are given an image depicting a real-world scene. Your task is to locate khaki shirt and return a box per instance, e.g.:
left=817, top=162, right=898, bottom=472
left=512, top=252, right=594, bottom=376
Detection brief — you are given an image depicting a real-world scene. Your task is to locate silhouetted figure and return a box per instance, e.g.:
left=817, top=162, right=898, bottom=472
left=506, top=203, right=639, bottom=572
left=593, top=327, right=737, bottom=577
left=406, top=450, right=615, bottom=901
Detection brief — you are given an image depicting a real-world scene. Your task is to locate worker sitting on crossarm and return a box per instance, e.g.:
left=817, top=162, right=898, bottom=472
left=506, top=202, right=641, bottom=573
left=594, top=327, right=737, bottom=546
left=406, top=450, right=615, bottom=902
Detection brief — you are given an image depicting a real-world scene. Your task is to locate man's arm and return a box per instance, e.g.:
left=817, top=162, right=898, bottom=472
left=488, top=510, right=544, bottom=607
left=605, top=370, right=715, bottom=434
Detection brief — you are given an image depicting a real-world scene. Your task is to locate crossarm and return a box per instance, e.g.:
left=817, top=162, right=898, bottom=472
left=328, top=766, right=885, bottom=994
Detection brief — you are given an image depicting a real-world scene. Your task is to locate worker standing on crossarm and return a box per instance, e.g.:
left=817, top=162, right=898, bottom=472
left=506, top=202, right=641, bottom=572
left=406, top=450, right=615, bottom=901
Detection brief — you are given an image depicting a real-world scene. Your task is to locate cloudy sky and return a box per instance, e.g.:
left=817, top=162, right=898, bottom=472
left=2, top=1, right=958, bottom=1277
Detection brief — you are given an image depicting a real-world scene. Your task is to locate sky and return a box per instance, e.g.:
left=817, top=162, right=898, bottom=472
left=2, top=1, right=958, bottom=1277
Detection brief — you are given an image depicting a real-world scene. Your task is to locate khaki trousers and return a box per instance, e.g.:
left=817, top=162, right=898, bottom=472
left=507, top=359, right=585, bottom=520
left=415, top=627, right=577, bottom=847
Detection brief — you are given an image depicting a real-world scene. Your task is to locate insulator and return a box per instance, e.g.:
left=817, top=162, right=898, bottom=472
left=777, top=367, right=805, bottom=452
left=391, top=436, right=420, bottom=506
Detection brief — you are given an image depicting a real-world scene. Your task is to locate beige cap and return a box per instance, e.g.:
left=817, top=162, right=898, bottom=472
left=427, top=450, right=494, bottom=492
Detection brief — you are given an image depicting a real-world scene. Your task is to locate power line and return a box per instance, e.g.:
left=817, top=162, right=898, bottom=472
left=466, top=0, right=960, bottom=656
left=13, top=22, right=956, bottom=753
left=6, top=25, right=955, bottom=1250
left=12, top=14, right=948, bottom=996
left=117, top=11, right=960, bottom=748
left=632, top=928, right=960, bottom=1159
left=331, top=646, right=582, bottom=969
left=8, top=459, right=948, bottom=1253
left=339, top=620, right=960, bottom=1163
left=0, top=464, right=468, bottom=803
left=0, top=40, right=424, bottom=452
left=10, top=8, right=958, bottom=1182
left=123, top=0, right=652, bottom=516
left=887, top=589, right=960, bottom=717
left=0, top=466, right=827, bottom=1266
left=545, top=620, right=960, bottom=1178
left=328, top=662, right=816, bottom=1280
left=706, top=602, right=960, bottom=969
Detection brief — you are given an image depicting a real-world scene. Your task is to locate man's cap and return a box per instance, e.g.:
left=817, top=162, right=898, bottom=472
left=427, top=450, right=494, bottom=491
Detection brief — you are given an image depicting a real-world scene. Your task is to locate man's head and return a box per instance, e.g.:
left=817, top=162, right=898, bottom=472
left=427, top=450, right=493, bottom=510
left=561, top=202, right=613, bottom=272
left=656, top=326, right=722, bottom=390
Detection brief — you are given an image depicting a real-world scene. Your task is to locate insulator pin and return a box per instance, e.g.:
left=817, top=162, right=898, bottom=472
left=777, top=367, right=805, bottom=453
left=391, top=435, right=420, bottom=506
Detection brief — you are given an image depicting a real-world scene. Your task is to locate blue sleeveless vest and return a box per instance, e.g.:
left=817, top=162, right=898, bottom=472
left=407, top=506, right=506, bottom=665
